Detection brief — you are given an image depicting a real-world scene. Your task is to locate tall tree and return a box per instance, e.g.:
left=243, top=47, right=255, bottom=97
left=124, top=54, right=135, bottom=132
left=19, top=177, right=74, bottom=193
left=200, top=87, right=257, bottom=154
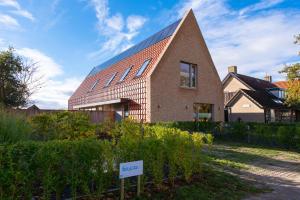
left=0, top=47, right=42, bottom=108
left=279, top=34, right=300, bottom=109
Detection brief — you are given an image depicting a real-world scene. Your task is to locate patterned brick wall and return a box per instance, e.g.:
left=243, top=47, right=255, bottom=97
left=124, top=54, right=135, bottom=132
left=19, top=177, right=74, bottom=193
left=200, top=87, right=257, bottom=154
left=68, top=37, right=170, bottom=122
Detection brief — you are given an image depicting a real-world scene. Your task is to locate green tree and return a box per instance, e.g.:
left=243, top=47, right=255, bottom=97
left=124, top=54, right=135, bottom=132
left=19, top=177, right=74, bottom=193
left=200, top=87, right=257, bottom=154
left=279, top=35, right=300, bottom=108
left=0, top=47, right=42, bottom=108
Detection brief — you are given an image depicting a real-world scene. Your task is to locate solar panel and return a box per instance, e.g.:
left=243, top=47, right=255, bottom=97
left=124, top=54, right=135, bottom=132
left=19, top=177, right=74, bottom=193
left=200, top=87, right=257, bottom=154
left=88, top=19, right=181, bottom=77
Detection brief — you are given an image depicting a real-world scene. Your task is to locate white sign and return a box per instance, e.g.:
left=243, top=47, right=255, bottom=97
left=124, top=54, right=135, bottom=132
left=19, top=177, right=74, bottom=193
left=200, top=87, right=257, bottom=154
left=119, top=160, right=143, bottom=179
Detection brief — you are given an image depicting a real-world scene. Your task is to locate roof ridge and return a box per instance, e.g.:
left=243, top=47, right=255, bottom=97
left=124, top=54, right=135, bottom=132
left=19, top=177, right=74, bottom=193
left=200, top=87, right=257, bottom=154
left=235, top=73, right=271, bottom=83
left=87, top=19, right=182, bottom=77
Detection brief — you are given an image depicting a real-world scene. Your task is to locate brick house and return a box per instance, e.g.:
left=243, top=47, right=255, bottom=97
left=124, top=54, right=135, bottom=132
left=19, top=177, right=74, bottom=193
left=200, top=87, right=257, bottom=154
left=68, top=9, right=224, bottom=123
left=223, top=66, right=298, bottom=123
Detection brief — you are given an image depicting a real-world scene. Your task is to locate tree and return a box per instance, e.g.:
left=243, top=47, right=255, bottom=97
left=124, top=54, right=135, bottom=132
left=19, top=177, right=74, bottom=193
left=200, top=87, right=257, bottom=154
left=279, top=35, right=300, bottom=108
left=0, top=47, right=42, bottom=108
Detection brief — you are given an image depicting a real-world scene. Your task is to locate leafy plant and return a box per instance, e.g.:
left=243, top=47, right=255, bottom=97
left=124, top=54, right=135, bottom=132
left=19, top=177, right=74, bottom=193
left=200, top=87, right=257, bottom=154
left=30, top=111, right=96, bottom=140
left=0, top=109, right=31, bottom=144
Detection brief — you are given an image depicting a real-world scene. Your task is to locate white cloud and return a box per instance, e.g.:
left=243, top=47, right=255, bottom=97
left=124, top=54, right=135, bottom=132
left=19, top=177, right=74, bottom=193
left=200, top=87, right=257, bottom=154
left=17, top=48, right=63, bottom=79
left=0, top=0, right=19, bottom=9
left=88, top=0, right=147, bottom=60
left=105, top=13, right=124, bottom=31
left=15, top=48, right=82, bottom=109
left=10, top=9, right=34, bottom=21
left=239, top=0, right=284, bottom=16
left=127, top=15, right=147, bottom=32
left=170, top=0, right=300, bottom=81
left=0, top=13, right=19, bottom=28
left=30, top=77, right=83, bottom=109
left=0, top=0, right=34, bottom=21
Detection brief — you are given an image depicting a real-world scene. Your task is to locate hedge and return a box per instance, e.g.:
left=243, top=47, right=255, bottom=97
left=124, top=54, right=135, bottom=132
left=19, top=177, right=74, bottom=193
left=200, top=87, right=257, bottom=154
left=0, top=125, right=212, bottom=199
left=156, top=121, right=300, bottom=150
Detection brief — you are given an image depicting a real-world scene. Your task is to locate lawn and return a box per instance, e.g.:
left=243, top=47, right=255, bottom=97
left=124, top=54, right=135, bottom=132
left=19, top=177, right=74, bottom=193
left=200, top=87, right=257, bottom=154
left=204, top=141, right=300, bottom=170
left=131, top=141, right=300, bottom=200
left=131, top=169, right=264, bottom=200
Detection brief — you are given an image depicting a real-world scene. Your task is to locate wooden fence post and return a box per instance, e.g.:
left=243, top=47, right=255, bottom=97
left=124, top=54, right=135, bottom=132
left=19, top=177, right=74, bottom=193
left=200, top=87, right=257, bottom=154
left=120, top=178, right=125, bottom=200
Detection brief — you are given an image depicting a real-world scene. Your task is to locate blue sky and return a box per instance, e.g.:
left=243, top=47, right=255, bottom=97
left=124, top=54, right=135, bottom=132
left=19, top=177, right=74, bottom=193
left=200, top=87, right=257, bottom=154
left=0, top=0, right=299, bottom=109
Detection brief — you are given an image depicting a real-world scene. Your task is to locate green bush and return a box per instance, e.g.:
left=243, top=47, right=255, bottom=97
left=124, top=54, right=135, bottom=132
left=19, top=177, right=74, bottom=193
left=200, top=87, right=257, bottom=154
left=0, top=121, right=209, bottom=199
left=217, top=122, right=300, bottom=150
left=154, top=121, right=221, bottom=133
left=0, top=109, right=32, bottom=144
left=30, top=111, right=96, bottom=140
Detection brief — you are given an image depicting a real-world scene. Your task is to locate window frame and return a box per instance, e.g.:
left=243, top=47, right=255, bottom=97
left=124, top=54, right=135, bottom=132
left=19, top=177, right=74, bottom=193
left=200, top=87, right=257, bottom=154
left=104, top=72, right=117, bottom=87
left=180, top=61, right=197, bottom=88
left=89, top=79, right=99, bottom=92
left=119, top=66, right=132, bottom=82
left=135, top=59, right=152, bottom=77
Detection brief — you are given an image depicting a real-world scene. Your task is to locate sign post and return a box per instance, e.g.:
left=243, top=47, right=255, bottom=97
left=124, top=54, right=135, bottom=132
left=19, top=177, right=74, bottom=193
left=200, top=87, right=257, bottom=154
left=119, top=160, right=143, bottom=200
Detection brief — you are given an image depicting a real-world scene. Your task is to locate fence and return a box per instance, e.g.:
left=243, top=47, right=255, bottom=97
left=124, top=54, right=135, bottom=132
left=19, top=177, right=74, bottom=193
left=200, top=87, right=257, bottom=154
left=5, top=108, right=115, bottom=123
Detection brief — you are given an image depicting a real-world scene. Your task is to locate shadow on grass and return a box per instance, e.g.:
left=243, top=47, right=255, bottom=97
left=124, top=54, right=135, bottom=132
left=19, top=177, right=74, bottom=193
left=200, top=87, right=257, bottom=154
left=203, top=142, right=300, bottom=173
left=203, top=142, right=300, bottom=199
left=133, top=168, right=265, bottom=200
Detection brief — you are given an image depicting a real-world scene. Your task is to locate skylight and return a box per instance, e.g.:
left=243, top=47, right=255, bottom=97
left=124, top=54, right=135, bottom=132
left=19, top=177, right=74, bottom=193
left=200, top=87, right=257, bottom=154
left=89, top=79, right=99, bottom=92
left=136, top=59, right=151, bottom=77
left=273, top=99, right=283, bottom=104
left=105, top=73, right=117, bottom=87
left=119, top=66, right=132, bottom=82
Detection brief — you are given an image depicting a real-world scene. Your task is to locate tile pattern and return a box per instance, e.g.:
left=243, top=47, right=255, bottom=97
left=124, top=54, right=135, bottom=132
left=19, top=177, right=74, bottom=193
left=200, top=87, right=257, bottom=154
left=68, top=37, right=170, bottom=121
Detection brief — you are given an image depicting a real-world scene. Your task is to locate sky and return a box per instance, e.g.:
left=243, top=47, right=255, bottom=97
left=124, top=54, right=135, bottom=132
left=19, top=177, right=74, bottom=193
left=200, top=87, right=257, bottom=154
left=0, top=0, right=299, bottom=109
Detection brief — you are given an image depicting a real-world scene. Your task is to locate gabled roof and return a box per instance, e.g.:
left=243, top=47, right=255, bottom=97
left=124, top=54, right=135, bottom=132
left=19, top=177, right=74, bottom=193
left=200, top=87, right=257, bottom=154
left=226, top=89, right=286, bottom=109
left=70, top=17, right=184, bottom=99
left=223, top=72, right=278, bottom=91
left=88, top=19, right=181, bottom=77
left=273, top=81, right=289, bottom=89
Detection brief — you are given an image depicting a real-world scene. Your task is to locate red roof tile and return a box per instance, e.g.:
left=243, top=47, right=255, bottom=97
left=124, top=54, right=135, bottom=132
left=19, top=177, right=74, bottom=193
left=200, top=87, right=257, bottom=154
left=273, top=81, right=289, bottom=89
left=69, top=37, right=170, bottom=101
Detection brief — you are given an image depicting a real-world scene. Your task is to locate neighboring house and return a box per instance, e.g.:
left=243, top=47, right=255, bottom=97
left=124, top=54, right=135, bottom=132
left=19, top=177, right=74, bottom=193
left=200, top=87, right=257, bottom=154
left=223, top=66, right=297, bottom=123
left=68, top=9, right=224, bottom=123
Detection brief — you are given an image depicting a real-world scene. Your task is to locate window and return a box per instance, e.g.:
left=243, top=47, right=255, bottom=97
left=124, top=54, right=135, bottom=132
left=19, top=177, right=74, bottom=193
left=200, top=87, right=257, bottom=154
left=273, top=99, right=283, bottom=104
left=119, top=66, right=132, bottom=82
left=180, top=62, right=196, bottom=88
left=89, top=79, right=99, bottom=92
left=105, top=73, right=117, bottom=87
left=124, top=103, right=129, bottom=118
left=136, top=59, right=151, bottom=77
left=193, top=103, right=213, bottom=121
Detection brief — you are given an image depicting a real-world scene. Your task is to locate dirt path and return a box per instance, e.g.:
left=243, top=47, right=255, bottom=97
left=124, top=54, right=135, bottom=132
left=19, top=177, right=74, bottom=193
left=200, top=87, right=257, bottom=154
left=207, top=143, right=300, bottom=200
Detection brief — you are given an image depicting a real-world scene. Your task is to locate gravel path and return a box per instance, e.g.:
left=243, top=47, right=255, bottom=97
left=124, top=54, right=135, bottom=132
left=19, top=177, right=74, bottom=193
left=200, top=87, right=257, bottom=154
left=208, top=143, right=300, bottom=200
left=242, top=157, right=300, bottom=200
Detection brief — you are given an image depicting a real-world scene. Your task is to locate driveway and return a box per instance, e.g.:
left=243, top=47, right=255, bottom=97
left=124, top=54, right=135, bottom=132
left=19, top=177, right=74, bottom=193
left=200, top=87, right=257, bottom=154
left=206, top=143, right=300, bottom=200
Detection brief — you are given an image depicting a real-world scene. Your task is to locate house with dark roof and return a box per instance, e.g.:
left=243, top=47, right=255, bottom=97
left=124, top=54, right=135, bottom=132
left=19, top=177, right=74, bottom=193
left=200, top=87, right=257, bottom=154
left=68, top=9, right=224, bottom=123
left=223, top=66, right=298, bottom=123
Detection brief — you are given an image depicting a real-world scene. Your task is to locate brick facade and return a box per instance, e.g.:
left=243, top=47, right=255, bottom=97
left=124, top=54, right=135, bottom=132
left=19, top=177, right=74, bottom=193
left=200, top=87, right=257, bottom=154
left=68, top=9, right=224, bottom=122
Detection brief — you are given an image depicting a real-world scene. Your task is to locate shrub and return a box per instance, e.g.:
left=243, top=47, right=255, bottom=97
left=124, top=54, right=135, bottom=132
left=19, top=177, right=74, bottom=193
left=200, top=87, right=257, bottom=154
left=0, top=139, right=114, bottom=200
left=0, top=121, right=209, bottom=199
left=30, top=111, right=96, bottom=140
left=0, top=109, right=31, bottom=144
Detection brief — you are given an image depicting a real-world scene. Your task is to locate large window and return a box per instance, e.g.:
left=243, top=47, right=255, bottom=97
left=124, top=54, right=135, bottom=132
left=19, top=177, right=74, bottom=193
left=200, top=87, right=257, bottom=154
left=136, top=59, right=151, bottom=77
left=180, top=62, right=196, bottom=88
left=193, top=103, right=213, bottom=121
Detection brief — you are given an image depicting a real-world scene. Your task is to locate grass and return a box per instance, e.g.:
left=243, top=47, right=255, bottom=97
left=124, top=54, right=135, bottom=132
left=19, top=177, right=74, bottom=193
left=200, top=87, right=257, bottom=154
left=132, top=168, right=264, bottom=200
left=132, top=141, right=300, bottom=200
left=204, top=141, right=300, bottom=170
